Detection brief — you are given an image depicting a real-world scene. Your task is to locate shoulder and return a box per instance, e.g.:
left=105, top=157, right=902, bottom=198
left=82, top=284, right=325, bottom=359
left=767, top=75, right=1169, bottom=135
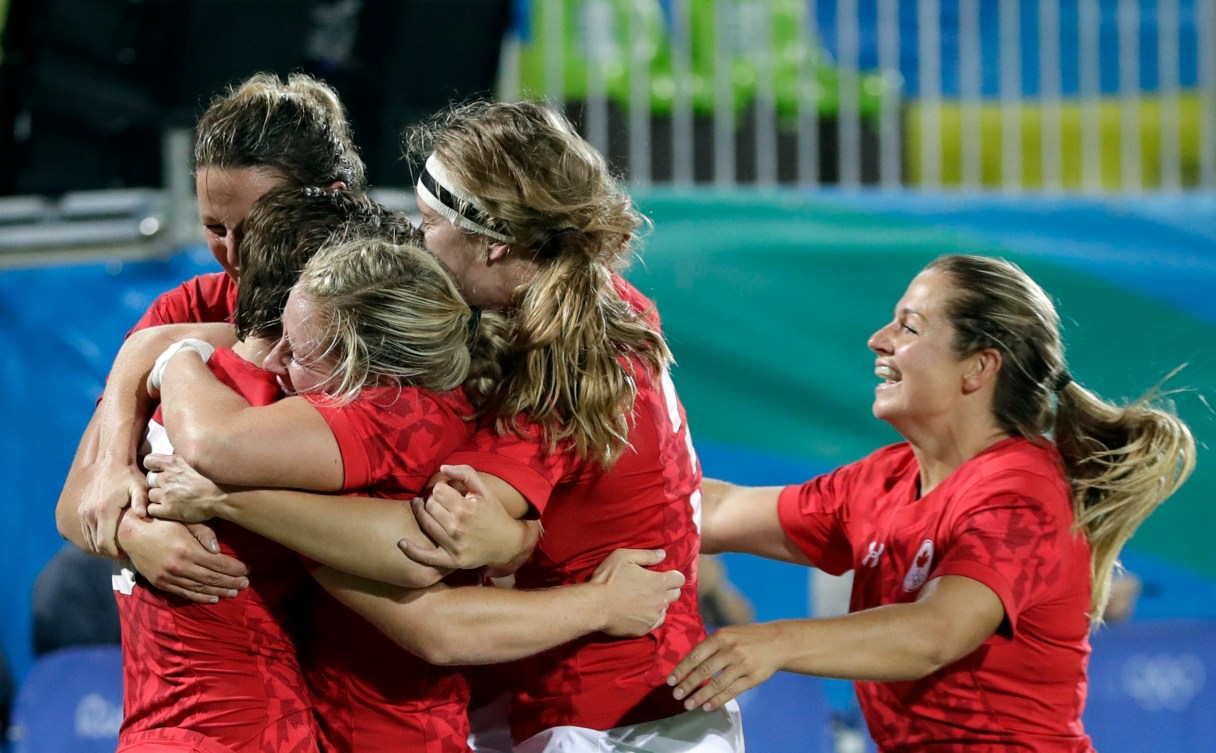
left=785, top=442, right=913, bottom=505
left=133, top=272, right=236, bottom=331
left=614, top=275, right=662, bottom=329
left=159, top=272, right=234, bottom=307
left=848, top=442, right=918, bottom=482
left=959, top=438, right=1068, bottom=498
left=311, top=385, right=473, bottom=423
left=944, top=438, right=1072, bottom=526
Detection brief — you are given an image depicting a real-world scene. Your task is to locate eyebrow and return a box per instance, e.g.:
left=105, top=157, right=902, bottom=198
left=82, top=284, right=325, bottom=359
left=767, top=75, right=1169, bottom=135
left=284, top=332, right=330, bottom=368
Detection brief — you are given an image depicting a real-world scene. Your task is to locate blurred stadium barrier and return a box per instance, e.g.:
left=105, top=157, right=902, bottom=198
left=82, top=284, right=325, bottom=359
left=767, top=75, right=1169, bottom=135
left=498, top=0, right=1216, bottom=193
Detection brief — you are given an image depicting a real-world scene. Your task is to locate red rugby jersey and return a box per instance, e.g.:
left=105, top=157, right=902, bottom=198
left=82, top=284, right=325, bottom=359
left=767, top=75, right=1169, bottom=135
left=443, top=279, right=706, bottom=741
left=118, top=348, right=320, bottom=753
left=304, top=385, right=479, bottom=753
left=778, top=437, right=1096, bottom=753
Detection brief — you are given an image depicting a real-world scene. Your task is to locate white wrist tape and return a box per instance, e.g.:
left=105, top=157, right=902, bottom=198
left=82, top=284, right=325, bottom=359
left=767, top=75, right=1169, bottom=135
left=149, top=338, right=216, bottom=392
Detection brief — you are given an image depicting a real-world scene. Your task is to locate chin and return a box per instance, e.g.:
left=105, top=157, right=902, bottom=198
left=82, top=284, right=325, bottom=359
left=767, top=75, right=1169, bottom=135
left=871, top=402, right=902, bottom=427
left=871, top=396, right=891, bottom=418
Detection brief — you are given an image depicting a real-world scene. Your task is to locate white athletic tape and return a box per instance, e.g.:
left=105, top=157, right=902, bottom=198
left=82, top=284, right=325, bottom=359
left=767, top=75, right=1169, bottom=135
left=149, top=338, right=216, bottom=392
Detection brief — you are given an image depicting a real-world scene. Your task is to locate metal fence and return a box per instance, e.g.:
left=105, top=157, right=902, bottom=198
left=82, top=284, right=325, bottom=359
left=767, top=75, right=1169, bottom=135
left=497, top=0, right=1216, bottom=193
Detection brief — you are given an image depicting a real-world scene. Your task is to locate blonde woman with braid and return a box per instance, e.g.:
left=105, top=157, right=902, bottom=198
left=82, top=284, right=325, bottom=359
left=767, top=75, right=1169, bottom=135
left=142, top=232, right=687, bottom=753
left=667, top=254, right=1195, bottom=753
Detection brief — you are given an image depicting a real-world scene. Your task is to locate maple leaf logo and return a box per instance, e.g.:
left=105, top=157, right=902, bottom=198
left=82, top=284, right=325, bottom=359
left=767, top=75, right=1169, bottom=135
left=902, top=539, right=935, bottom=592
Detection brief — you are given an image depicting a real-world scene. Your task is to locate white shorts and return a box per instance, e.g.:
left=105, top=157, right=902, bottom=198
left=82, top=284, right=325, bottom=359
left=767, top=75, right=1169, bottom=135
left=468, top=692, right=514, bottom=753
left=512, top=701, right=744, bottom=753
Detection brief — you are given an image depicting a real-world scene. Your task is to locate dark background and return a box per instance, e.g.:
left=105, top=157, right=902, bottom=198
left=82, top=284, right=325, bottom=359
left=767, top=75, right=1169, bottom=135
left=0, top=0, right=512, bottom=195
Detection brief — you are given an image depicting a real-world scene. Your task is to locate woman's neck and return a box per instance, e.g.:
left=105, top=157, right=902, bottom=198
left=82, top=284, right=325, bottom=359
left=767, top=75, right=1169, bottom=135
left=906, top=420, right=1011, bottom=497
left=232, top=336, right=275, bottom=368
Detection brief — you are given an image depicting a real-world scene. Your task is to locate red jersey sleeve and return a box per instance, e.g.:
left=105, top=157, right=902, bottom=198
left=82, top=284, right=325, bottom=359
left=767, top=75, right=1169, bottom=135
left=308, top=387, right=471, bottom=495
left=443, top=418, right=583, bottom=515
left=777, top=468, right=857, bottom=575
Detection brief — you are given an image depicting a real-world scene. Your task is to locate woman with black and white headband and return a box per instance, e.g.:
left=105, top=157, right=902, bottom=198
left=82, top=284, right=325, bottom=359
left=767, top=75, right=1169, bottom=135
left=401, top=101, right=740, bottom=753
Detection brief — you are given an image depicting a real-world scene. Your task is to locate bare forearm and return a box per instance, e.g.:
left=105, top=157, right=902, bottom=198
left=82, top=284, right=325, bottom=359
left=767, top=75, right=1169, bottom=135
left=98, top=329, right=179, bottom=460
left=315, top=570, right=611, bottom=666
left=159, top=356, right=342, bottom=490
left=159, top=354, right=249, bottom=475
left=61, top=400, right=149, bottom=557
left=218, top=489, right=446, bottom=588
left=699, top=479, right=809, bottom=563
left=57, top=415, right=100, bottom=548
left=710, top=576, right=1002, bottom=683
left=671, top=575, right=1003, bottom=711
left=752, top=605, right=964, bottom=682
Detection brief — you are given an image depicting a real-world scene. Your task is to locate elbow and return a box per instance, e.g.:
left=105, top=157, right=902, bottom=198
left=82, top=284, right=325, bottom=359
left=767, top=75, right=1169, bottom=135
left=412, top=639, right=462, bottom=667
left=170, top=426, right=228, bottom=480
left=900, top=627, right=974, bottom=681
left=54, top=485, right=85, bottom=546
left=55, top=503, right=76, bottom=543
left=875, top=648, right=951, bottom=683
left=393, top=625, right=464, bottom=666
left=698, top=511, right=733, bottom=554
left=912, top=643, right=956, bottom=679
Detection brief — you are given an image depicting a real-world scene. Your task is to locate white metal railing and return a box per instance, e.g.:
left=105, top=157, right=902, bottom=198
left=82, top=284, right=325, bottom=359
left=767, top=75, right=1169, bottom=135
left=497, top=0, right=1216, bottom=193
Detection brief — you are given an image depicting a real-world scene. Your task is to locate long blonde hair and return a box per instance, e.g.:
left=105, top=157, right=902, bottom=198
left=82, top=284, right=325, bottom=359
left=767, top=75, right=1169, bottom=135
left=408, top=100, right=670, bottom=466
left=928, top=254, right=1196, bottom=620
left=295, top=235, right=508, bottom=406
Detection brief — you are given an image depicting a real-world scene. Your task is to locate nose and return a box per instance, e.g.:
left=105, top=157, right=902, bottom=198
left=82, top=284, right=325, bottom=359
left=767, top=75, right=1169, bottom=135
left=263, top=338, right=290, bottom=375
left=223, top=235, right=240, bottom=273
left=868, top=321, right=894, bottom=354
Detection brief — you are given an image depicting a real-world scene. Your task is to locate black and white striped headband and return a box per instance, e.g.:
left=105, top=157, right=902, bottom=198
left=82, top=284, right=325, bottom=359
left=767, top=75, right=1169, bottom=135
left=416, top=154, right=513, bottom=242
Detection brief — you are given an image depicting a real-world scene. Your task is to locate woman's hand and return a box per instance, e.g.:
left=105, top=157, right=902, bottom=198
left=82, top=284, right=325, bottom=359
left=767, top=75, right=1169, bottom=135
left=144, top=453, right=228, bottom=523
left=118, top=513, right=249, bottom=603
left=78, top=457, right=149, bottom=557
left=400, top=464, right=529, bottom=570
left=667, top=622, right=785, bottom=711
left=591, top=548, right=686, bottom=638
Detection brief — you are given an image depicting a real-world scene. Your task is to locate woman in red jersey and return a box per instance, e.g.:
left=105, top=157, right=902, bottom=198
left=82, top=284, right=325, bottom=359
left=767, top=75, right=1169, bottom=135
left=667, top=254, right=1196, bottom=753
left=58, top=71, right=367, bottom=590
left=400, top=102, right=737, bottom=753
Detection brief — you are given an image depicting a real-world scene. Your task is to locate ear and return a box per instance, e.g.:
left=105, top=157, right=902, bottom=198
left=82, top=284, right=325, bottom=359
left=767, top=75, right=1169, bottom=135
left=486, top=242, right=511, bottom=263
left=962, top=348, right=1002, bottom=394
